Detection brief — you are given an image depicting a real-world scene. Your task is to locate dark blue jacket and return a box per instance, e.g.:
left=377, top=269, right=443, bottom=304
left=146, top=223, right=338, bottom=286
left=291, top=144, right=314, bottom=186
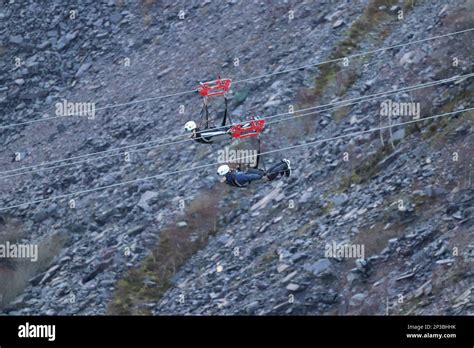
left=224, top=170, right=263, bottom=187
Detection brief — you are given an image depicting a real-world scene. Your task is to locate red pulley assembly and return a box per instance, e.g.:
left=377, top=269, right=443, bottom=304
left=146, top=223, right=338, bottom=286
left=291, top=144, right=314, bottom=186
left=198, top=78, right=232, bottom=97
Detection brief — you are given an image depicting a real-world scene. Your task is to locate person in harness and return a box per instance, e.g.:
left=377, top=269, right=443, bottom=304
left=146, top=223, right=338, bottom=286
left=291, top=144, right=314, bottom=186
left=185, top=78, right=266, bottom=143
left=216, top=138, right=291, bottom=187
left=184, top=96, right=233, bottom=144
left=217, top=160, right=291, bottom=187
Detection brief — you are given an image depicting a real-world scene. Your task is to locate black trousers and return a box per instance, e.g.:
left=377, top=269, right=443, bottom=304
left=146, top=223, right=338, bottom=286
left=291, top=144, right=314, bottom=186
left=243, top=163, right=286, bottom=182
left=266, top=161, right=287, bottom=181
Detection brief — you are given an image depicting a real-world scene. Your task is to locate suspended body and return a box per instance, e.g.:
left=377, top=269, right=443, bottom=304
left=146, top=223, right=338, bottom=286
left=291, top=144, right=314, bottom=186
left=217, top=138, right=291, bottom=187
left=185, top=78, right=265, bottom=143
left=221, top=160, right=291, bottom=187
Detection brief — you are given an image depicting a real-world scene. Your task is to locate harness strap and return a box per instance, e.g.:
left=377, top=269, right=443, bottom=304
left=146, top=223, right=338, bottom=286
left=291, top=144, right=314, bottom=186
left=231, top=175, right=247, bottom=188
left=204, top=98, right=210, bottom=128
left=224, top=96, right=232, bottom=125
left=201, top=96, right=230, bottom=129
left=257, top=137, right=266, bottom=172
left=198, top=98, right=210, bottom=129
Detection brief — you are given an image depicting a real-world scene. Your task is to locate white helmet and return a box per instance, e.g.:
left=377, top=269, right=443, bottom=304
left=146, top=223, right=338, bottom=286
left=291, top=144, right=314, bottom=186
left=217, top=164, right=230, bottom=176
left=184, top=121, right=197, bottom=132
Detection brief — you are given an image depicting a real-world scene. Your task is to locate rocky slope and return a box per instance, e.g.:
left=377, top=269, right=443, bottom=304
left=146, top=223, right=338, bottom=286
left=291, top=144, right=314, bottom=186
left=0, top=0, right=472, bottom=315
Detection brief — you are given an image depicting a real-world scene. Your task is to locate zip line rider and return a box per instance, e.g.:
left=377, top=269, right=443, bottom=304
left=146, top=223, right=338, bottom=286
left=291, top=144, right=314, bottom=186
left=184, top=77, right=265, bottom=144
left=217, top=138, right=291, bottom=187
left=184, top=96, right=233, bottom=144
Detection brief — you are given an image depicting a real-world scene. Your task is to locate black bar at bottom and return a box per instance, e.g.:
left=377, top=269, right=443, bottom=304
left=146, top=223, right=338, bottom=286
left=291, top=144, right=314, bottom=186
left=0, top=315, right=472, bottom=346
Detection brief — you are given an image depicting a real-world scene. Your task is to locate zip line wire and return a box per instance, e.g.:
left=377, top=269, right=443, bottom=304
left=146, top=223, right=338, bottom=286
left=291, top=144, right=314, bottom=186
left=0, top=89, right=198, bottom=130
left=2, top=74, right=470, bottom=177
left=1, top=27, right=472, bottom=209
left=0, top=107, right=471, bottom=211
left=1, top=73, right=470, bottom=179
left=1, top=28, right=472, bottom=130
left=232, top=28, right=474, bottom=84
